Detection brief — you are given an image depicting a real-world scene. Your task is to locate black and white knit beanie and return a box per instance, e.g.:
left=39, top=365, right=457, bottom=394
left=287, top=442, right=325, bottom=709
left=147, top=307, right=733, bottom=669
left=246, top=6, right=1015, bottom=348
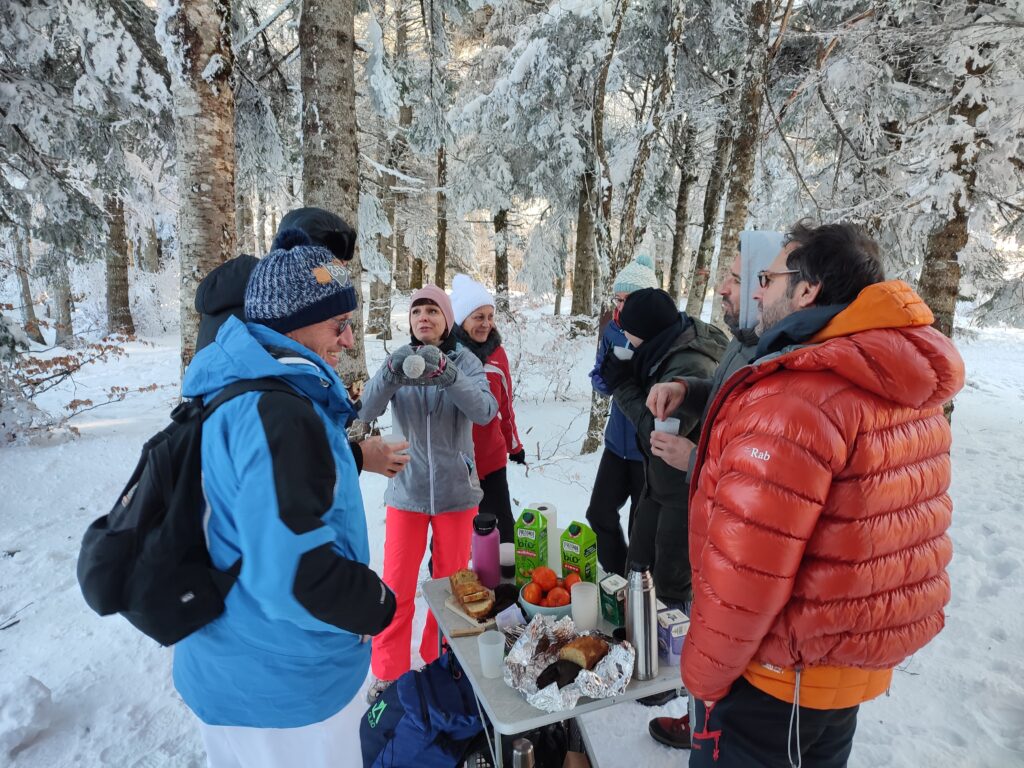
left=244, top=229, right=357, bottom=334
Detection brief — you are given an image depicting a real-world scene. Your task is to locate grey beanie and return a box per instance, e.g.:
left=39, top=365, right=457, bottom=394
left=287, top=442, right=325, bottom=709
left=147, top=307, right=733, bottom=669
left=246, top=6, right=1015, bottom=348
left=613, top=254, right=659, bottom=293
left=244, top=228, right=358, bottom=334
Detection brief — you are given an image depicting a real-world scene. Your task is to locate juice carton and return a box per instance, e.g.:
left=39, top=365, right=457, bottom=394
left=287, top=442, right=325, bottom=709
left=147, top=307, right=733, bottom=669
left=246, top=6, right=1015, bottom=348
left=657, top=608, right=690, bottom=664
left=560, top=521, right=598, bottom=584
left=599, top=573, right=627, bottom=626
left=514, top=508, right=548, bottom=586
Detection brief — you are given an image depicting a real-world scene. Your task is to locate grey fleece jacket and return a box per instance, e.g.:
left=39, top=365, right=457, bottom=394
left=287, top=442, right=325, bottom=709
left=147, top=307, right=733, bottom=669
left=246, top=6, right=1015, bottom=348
left=359, top=344, right=498, bottom=514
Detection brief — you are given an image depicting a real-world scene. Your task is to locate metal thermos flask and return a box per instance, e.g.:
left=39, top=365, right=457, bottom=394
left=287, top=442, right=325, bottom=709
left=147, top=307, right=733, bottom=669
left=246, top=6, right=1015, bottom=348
left=625, top=562, right=659, bottom=681
left=511, top=737, right=535, bottom=767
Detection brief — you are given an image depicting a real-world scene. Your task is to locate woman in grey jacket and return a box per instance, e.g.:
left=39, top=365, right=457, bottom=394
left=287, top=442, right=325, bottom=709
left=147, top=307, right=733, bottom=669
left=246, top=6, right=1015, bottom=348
left=359, top=285, right=497, bottom=700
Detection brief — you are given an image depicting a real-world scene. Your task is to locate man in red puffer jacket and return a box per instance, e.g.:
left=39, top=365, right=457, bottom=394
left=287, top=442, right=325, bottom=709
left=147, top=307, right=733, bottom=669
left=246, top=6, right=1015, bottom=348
left=682, top=221, right=965, bottom=768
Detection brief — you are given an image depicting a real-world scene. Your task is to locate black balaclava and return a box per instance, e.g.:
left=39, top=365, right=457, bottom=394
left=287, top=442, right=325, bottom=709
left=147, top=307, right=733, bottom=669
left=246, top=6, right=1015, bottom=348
left=619, top=288, right=680, bottom=341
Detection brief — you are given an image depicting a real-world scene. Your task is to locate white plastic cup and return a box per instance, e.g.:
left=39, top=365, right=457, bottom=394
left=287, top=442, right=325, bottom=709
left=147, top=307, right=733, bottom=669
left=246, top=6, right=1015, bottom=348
left=381, top=431, right=409, bottom=454
left=653, top=417, right=680, bottom=435
left=570, top=581, right=600, bottom=632
left=477, top=630, right=505, bottom=679
left=612, top=346, right=634, bottom=361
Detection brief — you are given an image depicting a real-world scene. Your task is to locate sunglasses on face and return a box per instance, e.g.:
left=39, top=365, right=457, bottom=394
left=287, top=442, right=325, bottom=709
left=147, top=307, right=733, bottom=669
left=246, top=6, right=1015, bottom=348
left=756, top=269, right=801, bottom=288
left=330, top=317, right=353, bottom=335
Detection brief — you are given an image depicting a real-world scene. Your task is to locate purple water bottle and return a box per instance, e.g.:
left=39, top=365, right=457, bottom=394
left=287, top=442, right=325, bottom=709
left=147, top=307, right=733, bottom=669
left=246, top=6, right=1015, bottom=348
left=472, top=513, right=501, bottom=589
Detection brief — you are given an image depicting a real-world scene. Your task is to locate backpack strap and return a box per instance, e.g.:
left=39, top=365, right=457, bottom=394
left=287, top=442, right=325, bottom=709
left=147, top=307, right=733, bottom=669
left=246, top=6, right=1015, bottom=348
left=200, top=377, right=307, bottom=421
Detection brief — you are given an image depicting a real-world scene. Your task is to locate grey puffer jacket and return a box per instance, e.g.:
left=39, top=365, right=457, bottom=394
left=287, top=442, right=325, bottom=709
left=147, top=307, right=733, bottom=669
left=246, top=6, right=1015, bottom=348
left=359, top=343, right=498, bottom=514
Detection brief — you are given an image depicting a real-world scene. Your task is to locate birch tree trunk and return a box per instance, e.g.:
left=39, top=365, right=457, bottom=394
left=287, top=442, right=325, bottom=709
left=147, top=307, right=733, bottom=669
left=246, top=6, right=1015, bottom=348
left=494, top=208, right=510, bottom=313
left=13, top=228, right=44, bottom=344
left=158, top=0, right=236, bottom=372
left=710, top=1, right=772, bottom=328
left=434, top=145, right=448, bottom=288
left=105, top=195, right=136, bottom=336
left=571, top=170, right=597, bottom=318
left=139, top=220, right=161, bottom=272
left=685, top=108, right=734, bottom=317
left=52, top=253, right=74, bottom=347
left=300, top=0, right=367, bottom=386
left=918, top=1, right=993, bottom=342
left=667, top=123, right=698, bottom=302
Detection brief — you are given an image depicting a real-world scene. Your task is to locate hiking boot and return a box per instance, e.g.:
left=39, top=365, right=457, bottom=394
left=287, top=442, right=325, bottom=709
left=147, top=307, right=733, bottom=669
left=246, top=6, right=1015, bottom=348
left=648, top=714, right=692, bottom=750
left=638, top=688, right=680, bottom=706
left=366, top=677, right=394, bottom=704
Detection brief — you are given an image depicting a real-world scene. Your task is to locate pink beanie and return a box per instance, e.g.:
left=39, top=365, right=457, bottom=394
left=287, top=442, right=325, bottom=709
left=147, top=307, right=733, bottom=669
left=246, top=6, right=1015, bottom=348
left=410, top=284, right=455, bottom=334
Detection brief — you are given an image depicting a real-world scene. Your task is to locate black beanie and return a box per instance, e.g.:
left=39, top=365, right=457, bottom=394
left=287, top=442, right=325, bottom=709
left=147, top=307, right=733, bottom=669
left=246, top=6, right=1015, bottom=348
left=619, top=288, right=680, bottom=341
left=274, top=207, right=356, bottom=262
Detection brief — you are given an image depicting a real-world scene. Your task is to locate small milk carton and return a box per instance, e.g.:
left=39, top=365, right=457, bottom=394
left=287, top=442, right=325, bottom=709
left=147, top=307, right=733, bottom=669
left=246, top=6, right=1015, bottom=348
left=514, top=508, right=548, bottom=586
left=560, top=521, right=598, bottom=584
left=657, top=609, right=690, bottom=665
left=599, top=573, right=628, bottom=627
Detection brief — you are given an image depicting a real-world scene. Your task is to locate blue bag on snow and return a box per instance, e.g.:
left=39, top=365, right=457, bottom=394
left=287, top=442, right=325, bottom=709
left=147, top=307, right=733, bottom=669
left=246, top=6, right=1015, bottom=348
left=361, top=652, right=483, bottom=768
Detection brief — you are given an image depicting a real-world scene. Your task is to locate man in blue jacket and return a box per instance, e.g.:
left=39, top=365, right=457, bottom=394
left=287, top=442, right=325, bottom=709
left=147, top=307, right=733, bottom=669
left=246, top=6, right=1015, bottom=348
left=175, top=228, right=396, bottom=767
left=585, top=254, right=659, bottom=576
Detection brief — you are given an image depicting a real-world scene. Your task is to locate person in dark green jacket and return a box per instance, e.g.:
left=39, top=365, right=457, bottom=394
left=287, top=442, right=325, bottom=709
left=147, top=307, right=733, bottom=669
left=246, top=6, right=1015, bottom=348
left=599, top=288, right=727, bottom=606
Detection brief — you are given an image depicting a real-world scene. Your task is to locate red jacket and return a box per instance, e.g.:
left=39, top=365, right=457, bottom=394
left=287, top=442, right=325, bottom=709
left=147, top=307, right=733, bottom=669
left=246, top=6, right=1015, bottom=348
left=473, top=344, right=522, bottom=479
left=682, top=281, right=965, bottom=708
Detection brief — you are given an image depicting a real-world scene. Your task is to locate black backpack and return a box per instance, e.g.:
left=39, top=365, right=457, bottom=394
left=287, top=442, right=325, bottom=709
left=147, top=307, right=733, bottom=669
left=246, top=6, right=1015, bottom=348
left=76, top=377, right=305, bottom=646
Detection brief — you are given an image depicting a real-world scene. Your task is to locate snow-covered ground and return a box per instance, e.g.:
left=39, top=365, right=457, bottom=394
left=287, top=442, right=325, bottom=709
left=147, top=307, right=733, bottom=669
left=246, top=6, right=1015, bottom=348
left=2, top=299, right=1023, bottom=767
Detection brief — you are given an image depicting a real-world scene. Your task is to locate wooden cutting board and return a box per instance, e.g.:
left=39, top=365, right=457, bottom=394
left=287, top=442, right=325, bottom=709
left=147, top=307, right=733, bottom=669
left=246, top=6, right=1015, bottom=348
left=444, top=592, right=497, bottom=629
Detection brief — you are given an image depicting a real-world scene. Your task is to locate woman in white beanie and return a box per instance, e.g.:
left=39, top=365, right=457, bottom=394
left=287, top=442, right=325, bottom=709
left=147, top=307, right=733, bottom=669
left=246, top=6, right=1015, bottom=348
left=450, top=274, right=525, bottom=544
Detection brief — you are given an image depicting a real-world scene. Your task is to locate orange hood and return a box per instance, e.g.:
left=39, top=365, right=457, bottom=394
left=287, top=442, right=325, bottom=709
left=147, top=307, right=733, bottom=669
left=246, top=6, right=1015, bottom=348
left=777, top=281, right=964, bottom=411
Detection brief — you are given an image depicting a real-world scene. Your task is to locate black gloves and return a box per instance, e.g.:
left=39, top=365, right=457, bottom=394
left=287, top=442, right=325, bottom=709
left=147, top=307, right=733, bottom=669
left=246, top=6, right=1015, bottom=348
left=600, top=353, right=633, bottom=391
left=509, top=449, right=527, bottom=465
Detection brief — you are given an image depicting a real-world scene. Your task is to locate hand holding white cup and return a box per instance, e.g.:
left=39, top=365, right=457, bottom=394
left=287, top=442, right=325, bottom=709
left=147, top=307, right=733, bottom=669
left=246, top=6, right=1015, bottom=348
left=612, top=346, right=634, bottom=361
left=653, top=417, right=680, bottom=435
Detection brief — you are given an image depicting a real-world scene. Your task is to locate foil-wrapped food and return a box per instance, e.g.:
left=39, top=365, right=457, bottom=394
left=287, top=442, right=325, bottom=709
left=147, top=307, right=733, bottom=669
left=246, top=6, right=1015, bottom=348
left=502, top=614, right=635, bottom=712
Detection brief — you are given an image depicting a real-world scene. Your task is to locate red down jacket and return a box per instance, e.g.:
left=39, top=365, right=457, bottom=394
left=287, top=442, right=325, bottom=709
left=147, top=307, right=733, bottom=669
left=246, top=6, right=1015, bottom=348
left=473, top=344, right=522, bottom=479
left=681, top=280, right=965, bottom=708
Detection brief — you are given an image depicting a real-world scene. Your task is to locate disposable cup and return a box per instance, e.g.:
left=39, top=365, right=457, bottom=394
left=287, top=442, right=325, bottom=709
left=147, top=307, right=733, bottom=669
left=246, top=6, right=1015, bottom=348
left=570, top=581, right=600, bottom=632
left=478, top=630, right=505, bottom=679
left=653, top=417, right=680, bottom=435
left=500, top=542, right=516, bottom=579
left=381, top=431, right=409, bottom=454
left=612, top=346, right=634, bottom=361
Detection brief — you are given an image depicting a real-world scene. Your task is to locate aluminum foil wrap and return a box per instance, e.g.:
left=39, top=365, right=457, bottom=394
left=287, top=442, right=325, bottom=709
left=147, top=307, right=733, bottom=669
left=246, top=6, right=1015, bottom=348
left=503, top=614, right=635, bottom=712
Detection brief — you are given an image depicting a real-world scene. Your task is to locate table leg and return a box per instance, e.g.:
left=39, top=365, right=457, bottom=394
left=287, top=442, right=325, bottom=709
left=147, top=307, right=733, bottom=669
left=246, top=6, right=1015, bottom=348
left=437, top=625, right=444, bottom=659
left=493, top=723, right=503, bottom=768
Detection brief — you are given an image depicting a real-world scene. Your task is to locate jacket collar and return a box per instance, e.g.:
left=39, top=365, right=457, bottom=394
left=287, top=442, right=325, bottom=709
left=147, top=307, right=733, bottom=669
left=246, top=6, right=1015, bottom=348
left=452, top=326, right=502, bottom=364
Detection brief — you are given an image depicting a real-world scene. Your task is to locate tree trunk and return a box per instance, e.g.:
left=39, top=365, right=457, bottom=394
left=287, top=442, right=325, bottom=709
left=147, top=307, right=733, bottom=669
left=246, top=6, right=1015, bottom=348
left=367, top=276, right=393, bottom=339
left=158, top=0, right=236, bottom=372
left=255, top=188, right=268, bottom=256
left=918, top=1, right=992, bottom=343
left=13, top=228, right=44, bottom=344
left=581, top=307, right=614, bottom=454
left=571, top=171, right=597, bottom=319
left=235, top=180, right=255, bottom=255
left=434, top=145, right=448, bottom=288
left=711, top=2, right=772, bottom=329
left=393, top=4, right=413, bottom=292
left=52, top=253, right=74, bottom=347
left=667, top=123, right=698, bottom=302
left=139, top=220, right=161, bottom=272
left=300, top=0, right=367, bottom=386
left=105, top=195, right=136, bottom=336
left=494, top=208, right=510, bottom=313
left=554, top=276, right=564, bottom=316
left=685, top=110, right=734, bottom=318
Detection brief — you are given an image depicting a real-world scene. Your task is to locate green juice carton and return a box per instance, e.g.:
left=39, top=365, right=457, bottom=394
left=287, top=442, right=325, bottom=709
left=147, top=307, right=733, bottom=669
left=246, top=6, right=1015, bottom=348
left=514, top=507, right=549, bottom=586
left=560, top=521, right=598, bottom=584
left=599, top=573, right=628, bottom=626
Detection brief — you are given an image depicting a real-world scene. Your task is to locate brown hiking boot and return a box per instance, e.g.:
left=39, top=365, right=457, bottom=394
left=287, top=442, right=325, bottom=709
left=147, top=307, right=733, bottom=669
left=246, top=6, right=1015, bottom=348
left=648, top=714, right=692, bottom=749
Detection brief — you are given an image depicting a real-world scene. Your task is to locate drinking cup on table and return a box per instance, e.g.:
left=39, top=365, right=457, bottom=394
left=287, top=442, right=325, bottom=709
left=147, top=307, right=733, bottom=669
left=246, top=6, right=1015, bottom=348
left=653, top=417, right=680, bottom=435
left=478, top=630, right=506, bottom=679
left=612, top=346, right=634, bottom=361
left=500, top=542, right=516, bottom=579
left=570, top=581, right=600, bottom=632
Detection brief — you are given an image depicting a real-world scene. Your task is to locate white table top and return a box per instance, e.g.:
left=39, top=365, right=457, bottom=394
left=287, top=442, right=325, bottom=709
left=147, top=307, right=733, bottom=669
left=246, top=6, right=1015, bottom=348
left=421, top=576, right=683, bottom=735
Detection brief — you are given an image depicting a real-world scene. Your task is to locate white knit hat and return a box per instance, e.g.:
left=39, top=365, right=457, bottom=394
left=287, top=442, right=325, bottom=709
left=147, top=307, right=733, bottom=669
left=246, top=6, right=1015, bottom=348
left=450, top=274, right=495, bottom=325
left=612, top=254, right=659, bottom=293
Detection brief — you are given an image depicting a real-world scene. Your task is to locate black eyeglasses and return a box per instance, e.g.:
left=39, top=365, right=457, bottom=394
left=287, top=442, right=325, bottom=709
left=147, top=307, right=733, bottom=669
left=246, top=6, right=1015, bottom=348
left=756, top=269, right=801, bottom=288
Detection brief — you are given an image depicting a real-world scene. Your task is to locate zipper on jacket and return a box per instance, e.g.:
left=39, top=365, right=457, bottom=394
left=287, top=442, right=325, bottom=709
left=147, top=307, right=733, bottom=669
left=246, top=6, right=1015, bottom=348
left=425, top=388, right=436, bottom=515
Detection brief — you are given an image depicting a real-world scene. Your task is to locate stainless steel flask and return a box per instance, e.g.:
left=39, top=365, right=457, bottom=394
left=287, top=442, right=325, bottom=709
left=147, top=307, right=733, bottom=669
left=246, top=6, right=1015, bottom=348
left=511, top=737, right=535, bottom=767
left=625, top=562, right=659, bottom=681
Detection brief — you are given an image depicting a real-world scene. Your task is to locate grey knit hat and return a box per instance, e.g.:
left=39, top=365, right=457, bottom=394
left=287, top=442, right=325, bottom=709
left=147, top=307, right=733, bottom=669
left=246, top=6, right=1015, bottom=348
left=613, top=253, right=659, bottom=293
left=244, top=229, right=358, bottom=334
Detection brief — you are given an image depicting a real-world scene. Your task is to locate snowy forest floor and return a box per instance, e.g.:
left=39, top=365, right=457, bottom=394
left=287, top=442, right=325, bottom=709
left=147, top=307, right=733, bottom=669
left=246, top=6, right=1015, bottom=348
left=2, top=295, right=1024, bottom=767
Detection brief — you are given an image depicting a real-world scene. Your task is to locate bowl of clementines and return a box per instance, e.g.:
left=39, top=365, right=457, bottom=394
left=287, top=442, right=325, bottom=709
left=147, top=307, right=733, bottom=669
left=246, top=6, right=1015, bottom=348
left=518, top=566, right=583, bottom=621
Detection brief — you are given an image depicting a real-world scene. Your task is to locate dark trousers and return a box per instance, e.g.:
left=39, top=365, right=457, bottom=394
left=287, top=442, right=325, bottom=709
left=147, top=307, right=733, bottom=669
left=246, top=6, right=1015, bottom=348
left=625, top=494, right=691, bottom=604
left=690, top=677, right=859, bottom=768
left=479, top=467, right=515, bottom=543
left=585, top=449, right=646, bottom=576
